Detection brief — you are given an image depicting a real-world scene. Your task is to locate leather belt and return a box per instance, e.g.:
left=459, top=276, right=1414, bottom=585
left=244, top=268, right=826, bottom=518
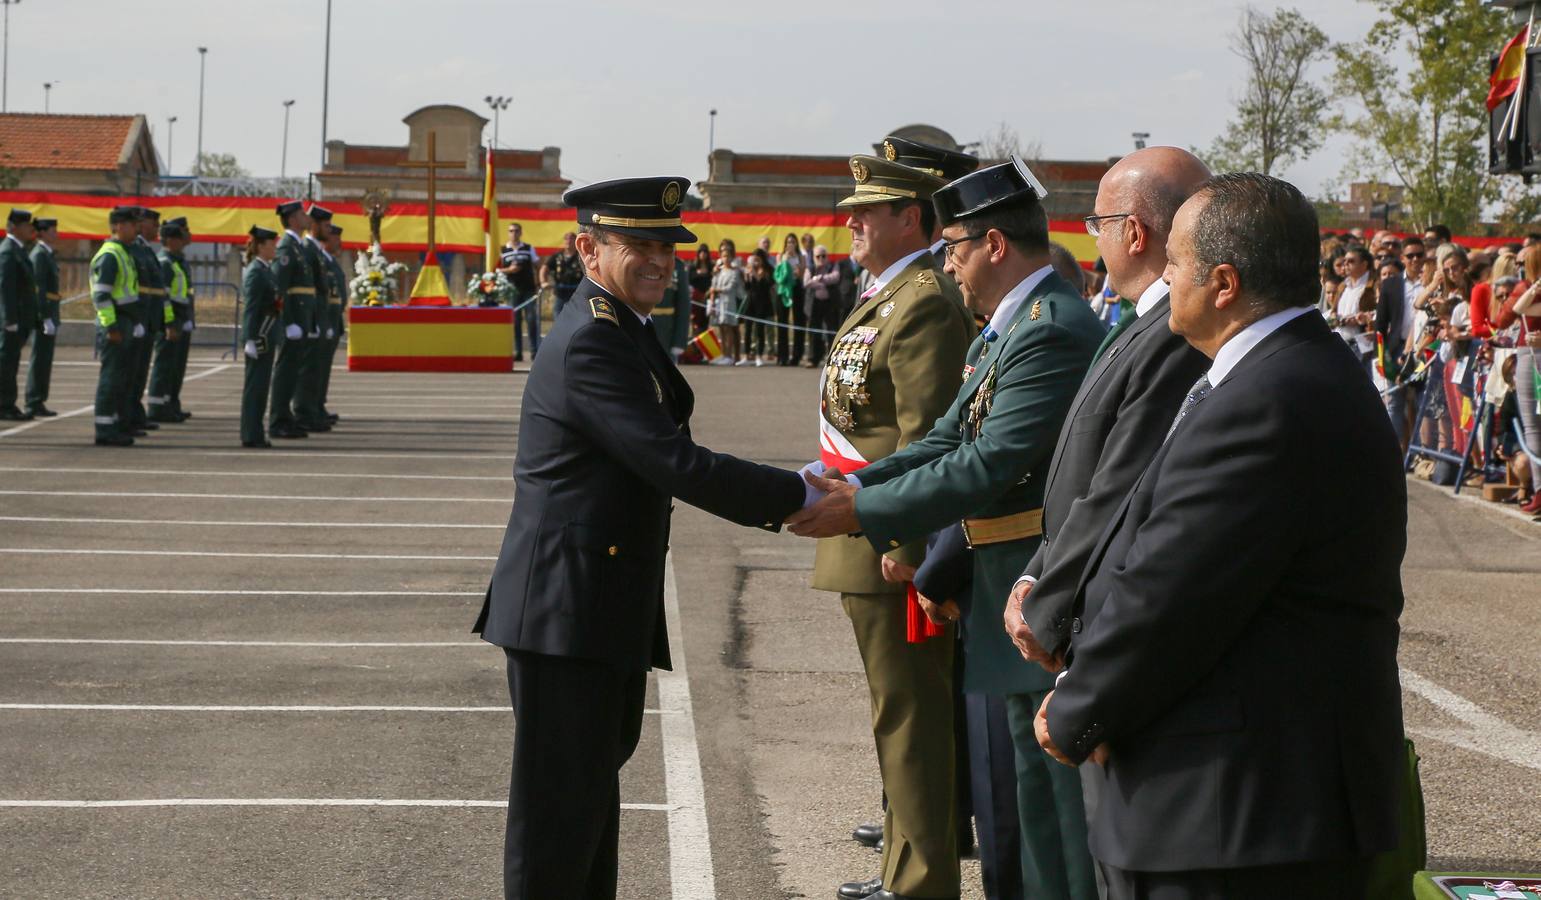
left=46, top=292, right=60, bottom=300
left=139, top=288, right=168, bottom=296
left=961, top=509, right=1043, bottom=548
left=287, top=287, right=316, bottom=295
left=653, top=306, right=673, bottom=314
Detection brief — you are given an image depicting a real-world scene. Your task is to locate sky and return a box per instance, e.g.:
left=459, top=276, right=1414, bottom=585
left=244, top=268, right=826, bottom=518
left=15, top=0, right=1394, bottom=198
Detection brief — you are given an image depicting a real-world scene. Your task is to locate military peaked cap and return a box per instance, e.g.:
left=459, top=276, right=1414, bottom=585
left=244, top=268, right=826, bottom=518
left=837, top=155, right=948, bottom=208
left=563, top=176, right=696, bottom=243
left=879, top=135, right=980, bottom=181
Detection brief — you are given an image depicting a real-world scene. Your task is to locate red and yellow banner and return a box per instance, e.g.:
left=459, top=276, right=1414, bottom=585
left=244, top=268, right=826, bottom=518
left=1488, top=24, right=1531, bottom=112
left=347, top=305, right=513, bottom=372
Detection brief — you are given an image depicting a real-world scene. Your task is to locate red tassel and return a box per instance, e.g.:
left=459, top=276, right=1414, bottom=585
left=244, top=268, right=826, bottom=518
left=905, top=582, right=947, bottom=643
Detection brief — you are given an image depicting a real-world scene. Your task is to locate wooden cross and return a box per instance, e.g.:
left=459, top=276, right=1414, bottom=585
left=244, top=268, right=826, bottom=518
left=396, top=130, right=462, bottom=254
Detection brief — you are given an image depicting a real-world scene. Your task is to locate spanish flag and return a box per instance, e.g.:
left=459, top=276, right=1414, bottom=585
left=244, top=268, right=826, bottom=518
left=1488, top=24, right=1531, bottom=112
left=688, top=328, right=723, bottom=362
left=482, top=144, right=500, bottom=273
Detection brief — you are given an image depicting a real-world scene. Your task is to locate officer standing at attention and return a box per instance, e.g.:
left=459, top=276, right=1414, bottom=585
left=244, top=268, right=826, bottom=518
left=0, top=208, right=38, bottom=420
left=240, top=225, right=281, bottom=448
left=127, top=207, right=174, bottom=433
left=294, top=205, right=334, bottom=433
left=24, top=217, right=61, bottom=418
left=791, top=159, right=1108, bottom=900
left=475, top=176, right=816, bottom=900
left=148, top=217, right=195, bottom=423
left=268, top=200, right=315, bottom=439
left=318, top=225, right=347, bottom=425
left=90, top=207, right=143, bottom=446
left=804, top=153, right=976, bottom=900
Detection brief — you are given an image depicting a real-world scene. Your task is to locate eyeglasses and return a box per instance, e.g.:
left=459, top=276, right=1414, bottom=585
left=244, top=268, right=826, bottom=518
left=1084, top=212, right=1133, bottom=237
left=1403, top=251, right=1425, bottom=259
left=940, top=233, right=987, bottom=260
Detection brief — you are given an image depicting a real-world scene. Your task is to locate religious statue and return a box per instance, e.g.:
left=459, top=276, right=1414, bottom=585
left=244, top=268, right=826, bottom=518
left=362, top=188, right=391, bottom=248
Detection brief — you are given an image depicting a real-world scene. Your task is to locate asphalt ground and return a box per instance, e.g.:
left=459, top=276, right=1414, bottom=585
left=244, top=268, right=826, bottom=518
left=0, top=346, right=1537, bottom=899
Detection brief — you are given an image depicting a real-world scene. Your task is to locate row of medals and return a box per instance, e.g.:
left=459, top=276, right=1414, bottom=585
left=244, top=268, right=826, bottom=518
left=823, top=325, right=879, bottom=432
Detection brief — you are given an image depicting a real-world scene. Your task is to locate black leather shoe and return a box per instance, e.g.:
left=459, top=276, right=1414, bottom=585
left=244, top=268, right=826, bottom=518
left=95, top=434, right=134, bottom=446
left=0, top=406, right=31, bottom=421
left=242, top=439, right=273, bottom=448
left=852, top=823, right=883, bottom=848
left=838, top=876, right=882, bottom=899
left=299, top=421, right=331, bottom=432
left=25, top=404, right=56, bottom=417
left=270, top=426, right=308, bottom=439
left=326, top=413, right=340, bottom=424
left=127, top=427, right=148, bottom=437
left=176, top=411, right=193, bottom=421
left=139, top=421, right=159, bottom=430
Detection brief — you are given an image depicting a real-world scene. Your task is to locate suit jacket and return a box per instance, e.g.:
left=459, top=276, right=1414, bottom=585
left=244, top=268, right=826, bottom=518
left=1046, top=311, right=1407, bottom=871
left=912, top=523, right=972, bottom=612
left=1374, top=274, right=1406, bottom=359
left=1019, top=295, right=1210, bottom=658
left=852, top=270, right=1103, bottom=693
left=812, top=251, right=974, bottom=595
left=477, top=278, right=804, bottom=671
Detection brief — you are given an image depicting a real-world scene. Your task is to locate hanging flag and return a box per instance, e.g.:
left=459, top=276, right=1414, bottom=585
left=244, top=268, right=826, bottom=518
left=482, top=143, right=500, bottom=273
left=1487, top=24, right=1531, bottom=112
left=1460, top=395, right=1475, bottom=432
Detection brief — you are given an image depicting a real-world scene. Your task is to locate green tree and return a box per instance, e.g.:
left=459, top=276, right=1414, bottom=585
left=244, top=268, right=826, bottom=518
left=1204, top=7, right=1332, bottom=175
left=1332, top=0, right=1509, bottom=233
left=192, top=152, right=249, bottom=178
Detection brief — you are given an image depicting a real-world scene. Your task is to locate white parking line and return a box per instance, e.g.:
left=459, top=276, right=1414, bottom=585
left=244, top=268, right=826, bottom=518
left=0, top=799, right=670, bottom=811
left=0, top=364, right=234, bottom=439
left=0, top=516, right=503, bottom=530
left=1401, top=668, right=1541, bottom=772
left=0, top=588, right=481, bottom=596
left=0, top=490, right=505, bottom=503
left=5, top=466, right=510, bottom=482
left=0, top=548, right=495, bottom=561
left=658, top=551, right=716, bottom=899
left=0, top=639, right=481, bottom=647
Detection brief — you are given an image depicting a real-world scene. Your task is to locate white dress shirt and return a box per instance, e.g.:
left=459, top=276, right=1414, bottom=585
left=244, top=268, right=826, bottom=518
left=989, top=265, right=1054, bottom=328
left=862, top=248, right=931, bottom=299
left=1207, top=304, right=1315, bottom=386
left=1133, top=277, right=1168, bottom=317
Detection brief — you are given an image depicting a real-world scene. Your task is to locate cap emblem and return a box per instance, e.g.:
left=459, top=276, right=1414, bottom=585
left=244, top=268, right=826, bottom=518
left=661, top=181, right=682, bottom=213
left=882, top=140, right=897, bottom=161
left=851, top=159, right=870, bottom=183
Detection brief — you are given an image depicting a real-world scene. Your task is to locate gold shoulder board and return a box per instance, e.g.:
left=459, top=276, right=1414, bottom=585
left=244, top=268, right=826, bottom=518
left=589, top=297, right=619, bottom=325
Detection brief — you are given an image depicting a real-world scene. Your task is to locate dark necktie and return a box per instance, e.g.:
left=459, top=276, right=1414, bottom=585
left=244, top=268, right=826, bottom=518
left=1165, top=372, right=1213, bottom=440
left=1092, top=299, right=1137, bottom=367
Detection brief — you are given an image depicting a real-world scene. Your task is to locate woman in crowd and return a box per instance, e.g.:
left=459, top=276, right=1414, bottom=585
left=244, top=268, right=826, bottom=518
left=1468, top=254, right=1498, bottom=339
left=707, top=238, right=745, bottom=366
left=1502, top=278, right=1541, bottom=513
left=689, top=244, right=714, bottom=334
left=773, top=233, right=805, bottom=366
left=239, top=226, right=280, bottom=448
left=1496, top=354, right=1535, bottom=513
left=740, top=253, right=774, bottom=367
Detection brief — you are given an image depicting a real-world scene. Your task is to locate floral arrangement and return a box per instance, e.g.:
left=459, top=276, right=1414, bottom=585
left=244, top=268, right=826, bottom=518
left=467, top=270, right=517, bottom=306
left=349, top=243, right=409, bottom=307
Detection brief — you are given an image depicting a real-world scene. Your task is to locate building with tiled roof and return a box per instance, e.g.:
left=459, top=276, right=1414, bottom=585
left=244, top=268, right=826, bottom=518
left=0, top=112, right=160, bottom=193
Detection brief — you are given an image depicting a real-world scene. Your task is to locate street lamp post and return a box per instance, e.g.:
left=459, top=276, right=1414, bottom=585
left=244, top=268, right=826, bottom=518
left=321, top=0, right=331, bottom=169
left=167, top=116, right=177, bottom=175
left=195, top=47, right=207, bottom=177
left=42, top=79, right=55, bottom=113
left=1, top=0, right=20, bottom=113
left=1132, top=131, right=1151, bottom=151
left=708, top=108, right=717, bottom=157
left=281, top=100, right=296, bottom=178
left=484, top=95, right=510, bottom=148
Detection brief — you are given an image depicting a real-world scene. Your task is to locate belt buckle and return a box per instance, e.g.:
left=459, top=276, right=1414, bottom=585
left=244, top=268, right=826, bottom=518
left=960, top=520, right=975, bottom=549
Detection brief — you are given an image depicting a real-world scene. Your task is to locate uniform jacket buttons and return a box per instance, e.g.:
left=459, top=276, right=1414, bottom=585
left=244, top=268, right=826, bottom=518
left=1071, top=617, right=1083, bottom=634
left=607, top=546, right=618, bottom=557
left=888, top=539, right=900, bottom=548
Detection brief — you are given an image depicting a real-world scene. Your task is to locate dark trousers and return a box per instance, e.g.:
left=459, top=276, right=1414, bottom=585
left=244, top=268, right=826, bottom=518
left=269, top=333, right=305, bottom=428
left=24, top=327, right=55, bottom=411
left=319, top=331, right=341, bottom=414
left=126, top=324, right=158, bottom=425
left=168, top=326, right=193, bottom=414
left=93, top=329, right=132, bottom=439
left=241, top=351, right=275, bottom=444
left=789, top=288, right=807, bottom=363
left=1004, top=691, right=1097, bottom=900
left=807, top=298, right=840, bottom=365
left=1102, top=857, right=1370, bottom=900
left=0, top=321, right=32, bottom=410
left=773, top=301, right=792, bottom=363
left=513, top=290, right=541, bottom=359
left=967, top=692, right=1024, bottom=900
left=294, top=332, right=330, bottom=426
left=146, top=328, right=183, bottom=419
left=503, top=649, right=647, bottom=900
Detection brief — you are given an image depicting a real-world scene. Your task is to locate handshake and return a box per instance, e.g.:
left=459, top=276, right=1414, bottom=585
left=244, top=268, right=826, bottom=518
left=785, top=461, right=862, bottom=538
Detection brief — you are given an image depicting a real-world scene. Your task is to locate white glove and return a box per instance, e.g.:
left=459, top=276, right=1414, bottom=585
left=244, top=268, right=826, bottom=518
left=285, top=324, right=303, bottom=340
left=797, top=460, right=831, bottom=509
left=325, top=327, right=335, bottom=339
left=2, top=323, right=15, bottom=333
left=42, top=320, right=56, bottom=336
left=309, top=328, right=320, bottom=338
left=182, top=320, right=194, bottom=333
left=244, top=340, right=258, bottom=359
left=132, top=323, right=146, bottom=338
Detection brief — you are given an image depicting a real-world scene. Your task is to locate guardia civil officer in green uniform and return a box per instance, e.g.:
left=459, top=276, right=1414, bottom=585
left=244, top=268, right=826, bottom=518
left=24, top=217, right=61, bottom=418
left=148, top=217, right=195, bottom=422
left=476, top=176, right=813, bottom=900
left=794, top=154, right=975, bottom=900
left=651, top=253, right=692, bottom=359
left=318, top=225, right=348, bottom=424
left=791, top=159, right=1105, bottom=900
left=240, top=225, right=281, bottom=448
left=90, top=207, right=144, bottom=446
left=294, top=205, right=333, bottom=432
left=127, top=207, right=174, bottom=431
left=268, top=200, right=315, bottom=439
left=0, top=208, right=38, bottom=420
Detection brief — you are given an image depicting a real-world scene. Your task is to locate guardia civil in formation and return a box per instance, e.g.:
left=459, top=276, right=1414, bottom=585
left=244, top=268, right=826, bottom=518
left=0, top=208, right=39, bottom=420
left=89, top=206, right=146, bottom=446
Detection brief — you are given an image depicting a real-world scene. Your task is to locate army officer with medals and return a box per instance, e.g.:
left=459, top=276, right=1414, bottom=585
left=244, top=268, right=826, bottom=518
left=807, top=153, right=976, bottom=900
left=792, top=159, right=1105, bottom=900
left=475, top=176, right=815, bottom=900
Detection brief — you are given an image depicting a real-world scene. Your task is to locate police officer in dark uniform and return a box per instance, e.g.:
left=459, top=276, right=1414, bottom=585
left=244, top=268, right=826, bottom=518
left=24, top=217, right=61, bottom=418
left=127, top=207, right=174, bottom=432
left=148, top=217, right=195, bottom=422
left=268, top=200, right=314, bottom=439
left=475, top=176, right=813, bottom=900
left=318, top=225, right=348, bottom=424
left=295, top=205, right=333, bottom=432
left=240, top=225, right=281, bottom=447
left=0, top=208, right=38, bottom=419
left=90, top=207, right=144, bottom=446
